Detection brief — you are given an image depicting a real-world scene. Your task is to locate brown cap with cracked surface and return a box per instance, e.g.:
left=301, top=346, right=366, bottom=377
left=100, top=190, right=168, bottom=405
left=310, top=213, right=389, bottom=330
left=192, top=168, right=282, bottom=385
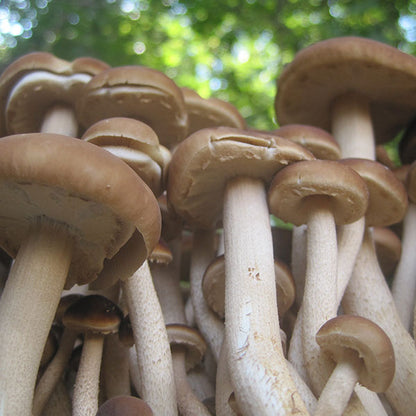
left=82, top=117, right=165, bottom=196
left=268, top=159, right=369, bottom=226
left=181, top=86, right=246, bottom=135
left=275, top=37, right=416, bottom=144
left=76, top=66, right=188, bottom=148
left=167, top=126, right=315, bottom=229
left=62, top=294, right=123, bottom=335
left=166, top=323, right=206, bottom=371
left=340, top=158, right=408, bottom=226
left=274, top=124, right=341, bottom=160
left=0, top=132, right=161, bottom=288
left=316, top=315, right=395, bottom=392
left=0, top=52, right=109, bottom=134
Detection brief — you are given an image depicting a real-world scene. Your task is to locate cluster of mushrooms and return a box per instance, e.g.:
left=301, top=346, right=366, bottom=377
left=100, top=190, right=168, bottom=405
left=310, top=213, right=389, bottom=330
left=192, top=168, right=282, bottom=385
left=0, top=36, right=415, bottom=416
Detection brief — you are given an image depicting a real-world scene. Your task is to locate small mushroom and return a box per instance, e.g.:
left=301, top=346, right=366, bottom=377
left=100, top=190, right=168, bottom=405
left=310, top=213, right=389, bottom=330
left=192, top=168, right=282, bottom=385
left=314, top=315, right=395, bottom=416
left=62, top=294, right=123, bottom=416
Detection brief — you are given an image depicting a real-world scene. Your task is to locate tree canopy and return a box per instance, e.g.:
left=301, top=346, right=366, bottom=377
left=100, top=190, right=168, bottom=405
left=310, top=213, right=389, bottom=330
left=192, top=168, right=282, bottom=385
left=0, top=0, right=415, bottom=132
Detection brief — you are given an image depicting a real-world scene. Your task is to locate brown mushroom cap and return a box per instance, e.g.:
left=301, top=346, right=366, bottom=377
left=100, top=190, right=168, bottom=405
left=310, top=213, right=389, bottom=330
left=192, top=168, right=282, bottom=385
left=316, top=315, right=395, bottom=392
left=148, top=239, right=173, bottom=265
left=54, top=294, right=85, bottom=325
left=181, top=86, right=246, bottom=135
left=166, top=323, right=206, bottom=371
left=81, top=117, right=165, bottom=196
left=0, top=132, right=161, bottom=288
left=0, top=52, right=110, bottom=134
left=76, top=66, right=188, bottom=148
left=202, top=254, right=295, bottom=319
left=275, top=37, right=416, bottom=144
left=339, top=158, right=408, bottom=227
left=274, top=124, right=341, bottom=160
left=268, top=160, right=369, bottom=226
left=167, top=126, right=315, bottom=229
left=97, top=395, right=154, bottom=416
left=62, top=294, right=123, bottom=335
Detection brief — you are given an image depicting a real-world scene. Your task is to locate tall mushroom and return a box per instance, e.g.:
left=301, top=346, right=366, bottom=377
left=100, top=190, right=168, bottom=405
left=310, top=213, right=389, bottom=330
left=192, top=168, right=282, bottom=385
left=0, top=132, right=160, bottom=416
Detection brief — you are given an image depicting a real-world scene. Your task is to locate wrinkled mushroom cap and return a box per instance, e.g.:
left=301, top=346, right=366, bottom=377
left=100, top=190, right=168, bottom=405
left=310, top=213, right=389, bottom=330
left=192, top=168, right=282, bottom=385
left=166, top=323, right=206, bottom=371
left=181, top=86, right=246, bottom=135
left=340, top=158, right=408, bottom=227
left=275, top=37, right=416, bottom=144
left=268, top=159, right=369, bottom=226
left=0, top=52, right=109, bottom=134
left=76, top=65, right=188, bottom=148
left=0, top=133, right=161, bottom=288
left=62, top=294, right=123, bottom=335
left=167, top=126, right=315, bottom=229
left=316, top=315, right=395, bottom=393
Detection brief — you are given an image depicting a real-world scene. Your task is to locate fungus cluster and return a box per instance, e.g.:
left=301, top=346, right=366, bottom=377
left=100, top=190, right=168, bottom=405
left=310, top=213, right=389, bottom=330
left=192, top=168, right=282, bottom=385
left=0, top=37, right=414, bottom=416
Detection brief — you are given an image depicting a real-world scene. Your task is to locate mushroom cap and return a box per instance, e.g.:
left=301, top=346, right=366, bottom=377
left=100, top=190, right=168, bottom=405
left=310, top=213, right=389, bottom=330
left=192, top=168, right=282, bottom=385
left=202, top=254, right=295, bottom=319
left=316, top=315, right=395, bottom=393
left=0, top=52, right=109, bottom=134
left=268, top=159, right=369, bottom=226
left=0, top=133, right=161, bottom=288
left=81, top=117, right=165, bottom=196
left=340, top=158, right=408, bottom=226
left=373, top=226, right=402, bottom=277
left=275, top=37, right=416, bottom=144
left=167, top=126, right=315, bottom=229
left=62, top=294, right=123, bottom=335
left=76, top=65, right=188, bottom=148
left=54, top=294, right=85, bottom=325
left=274, top=124, right=341, bottom=160
left=97, top=395, right=154, bottom=416
left=181, top=86, right=246, bottom=135
left=148, top=238, right=173, bottom=265
left=166, top=323, right=206, bottom=371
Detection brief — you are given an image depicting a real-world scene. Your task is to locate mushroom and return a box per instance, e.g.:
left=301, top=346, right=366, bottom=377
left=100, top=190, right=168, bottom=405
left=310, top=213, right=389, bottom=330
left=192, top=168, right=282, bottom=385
left=0, top=133, right=160, bottom=416
left=96, top=395, right=154, bottom=416
left=0, top=52, right=109, bottom=136
left=314, top=315, right=395, bottom=416
left=373, top=226, right=401, bottom=280
left=62, top=294, right=123, bottom=416
left=76, top=65, right=188, bottom=149
left=268, top=159, right=369, bottom=395
left=168, top=126, right=314, bottom=414
left=181, top=86, right=246, bottom=135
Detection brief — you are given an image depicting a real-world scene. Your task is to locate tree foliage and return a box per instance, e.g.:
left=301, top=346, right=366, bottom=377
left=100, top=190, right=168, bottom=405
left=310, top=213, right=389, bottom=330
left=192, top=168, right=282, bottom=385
left=0, top=0, right=415, bottom=131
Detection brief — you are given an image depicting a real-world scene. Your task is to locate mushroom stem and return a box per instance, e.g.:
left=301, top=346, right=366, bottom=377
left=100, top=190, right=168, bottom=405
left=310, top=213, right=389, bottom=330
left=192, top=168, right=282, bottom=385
left=391, top=202, right=416, bottom=331
left=0, top=219, right=73, bottom=416
left=314, top=350, right=361, bottom=416
left=122, top=261, right=178, bottom=416
left=72, top=333, right=104, bottom=416
left=301, top=197, right=338, bottom=394
left=223, top=176, right=308, bottom=415
left=331, top=92, right=375, bottom=160
left=40, top=104, right=78, bottom=137
left=171, top=346, right=212, bottom=416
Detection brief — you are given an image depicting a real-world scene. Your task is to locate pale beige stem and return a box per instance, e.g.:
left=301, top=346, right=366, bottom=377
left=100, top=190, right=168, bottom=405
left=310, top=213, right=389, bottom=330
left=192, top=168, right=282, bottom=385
left=331, top=92, right=375, bottom=160
left=33, top=328, right=78, bottom=416
left=72, top=333, right=104, bottom=416
left=302, top=200, right=338, bottom=395
left=354, top=384, right=389, bottom=416
left=0, top=220, right=73, bottom=416
left=314, top=350, right=361, bottom=416
left=40, top=104, right=79, bottom=137
left=392, top=203, right=416, bottom=331
left=172, top=347, right=212, bottom=416
left=223, top=176, right=308, bottom=415
left=41, top=378, right=72, bottom=416
left=342, top=228, right=416, bottom=416
left=122, top=261, right=177, bottom=416
left=190, top=229, right=224, bottom=361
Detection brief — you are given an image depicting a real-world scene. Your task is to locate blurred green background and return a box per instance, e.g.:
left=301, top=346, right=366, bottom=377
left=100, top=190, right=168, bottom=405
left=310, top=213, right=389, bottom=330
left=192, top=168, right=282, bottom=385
left=0, top=0, right=415, bottom=144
